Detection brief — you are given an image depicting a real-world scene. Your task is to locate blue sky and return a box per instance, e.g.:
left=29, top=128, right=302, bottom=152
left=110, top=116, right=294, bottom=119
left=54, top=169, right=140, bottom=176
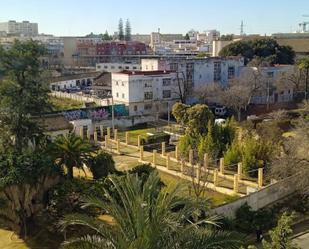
left=1, top=0, right=309, bottom=36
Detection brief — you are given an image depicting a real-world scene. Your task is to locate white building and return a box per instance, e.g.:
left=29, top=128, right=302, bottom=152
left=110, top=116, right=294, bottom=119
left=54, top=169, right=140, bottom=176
left=112, top=70, right=180, bottom=116
left=0, top=20, right=38, bottom=36
left=141, top=56, right=244, bottom=99
left=242, top=65, right=294, bottom=104
left=96, top=62, right=141, bottom=73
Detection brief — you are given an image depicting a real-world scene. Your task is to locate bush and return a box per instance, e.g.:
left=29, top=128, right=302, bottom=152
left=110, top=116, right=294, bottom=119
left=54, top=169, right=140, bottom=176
left=128, top=164, right=158, bottom=184
left=234, top=203, right=276, bottom=234
left=140, top=132, right=170, bottom=145
left=88, top=152, right=116, bottom=180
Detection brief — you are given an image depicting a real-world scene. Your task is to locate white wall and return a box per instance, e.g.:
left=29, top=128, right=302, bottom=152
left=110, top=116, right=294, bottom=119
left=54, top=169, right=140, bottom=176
left=112, top=71, right=180, bottom=115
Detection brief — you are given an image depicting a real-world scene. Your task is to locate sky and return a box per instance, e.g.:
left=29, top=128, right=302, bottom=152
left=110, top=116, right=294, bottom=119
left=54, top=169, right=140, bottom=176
left=1, top=0, right=309, bottom=36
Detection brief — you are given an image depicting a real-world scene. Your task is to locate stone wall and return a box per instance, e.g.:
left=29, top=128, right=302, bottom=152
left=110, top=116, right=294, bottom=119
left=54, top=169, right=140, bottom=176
left=212, top=175, right=297, bottom=218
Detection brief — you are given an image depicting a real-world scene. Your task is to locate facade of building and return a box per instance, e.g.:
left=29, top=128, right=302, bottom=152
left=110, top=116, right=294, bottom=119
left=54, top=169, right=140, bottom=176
left=0, top=20, right=38, bottom=36
left=112, top=70, right=180, bottom=116
left=49, top=72, right=98, bottom=91
left=141, top=56, right=244, bottom=95
left=96, top=62, right=141, bottom=72
left=242, top=65, right=294, bottom=105
left=272, top=33, right=309, bottom=57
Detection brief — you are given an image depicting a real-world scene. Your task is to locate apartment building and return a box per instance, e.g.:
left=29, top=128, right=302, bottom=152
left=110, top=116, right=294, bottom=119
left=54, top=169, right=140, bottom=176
left=112, top=70, right=180, bottom=116
left=0, top=20, right=38, bottom=36
left=141, top=56, right=244, bottom=95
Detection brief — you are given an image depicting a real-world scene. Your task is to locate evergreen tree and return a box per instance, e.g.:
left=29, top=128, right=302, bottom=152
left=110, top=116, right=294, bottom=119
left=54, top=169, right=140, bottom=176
left=103, top=30, right=111, bottom=40
left=118, top=18, right=124, bottom=41
left=262, top=212, right=300, bottom=249
left=125, top=19, right=132, bottom=41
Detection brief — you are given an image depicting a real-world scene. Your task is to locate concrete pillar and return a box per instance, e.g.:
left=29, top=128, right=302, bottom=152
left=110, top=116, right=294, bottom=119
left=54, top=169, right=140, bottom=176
left=166, top=154, right=170, bottom=170
left=219, top=158, right=225, bottom=175
left=161, top=142, right=166, bottom=156
left=152, top=150, right=157, bottom=166
left=181, top=160, right=185, bottom=173
left=196, top=164, right=201, bottom=181
left=99, top=125, right=104, bottom=138
left=107, top=127, right=111, bottom=139
left=105, top=135, right=108, bottom=148
left=79, top=127, right=83, bottom=139
left=140, top=146, right=144, bottom=161
left=258, top=168, right=263, bottom=188
left=237, top=162, right=242, bottom=180
left=189, top=149, right=193, bottom=165
left=213, top=169, right=218, bottom=186
left=137, top=135, right=141, bottom=148
left=233, top=174, right=239, bottom=193
left=175, top=145, right=179, bottom=160
left=125, top=132, right=129, bottom=145
left=114, top=129, right=118, bottom=141
left=93, top=131, right=98, bottom=143
left=87, top=129, right=91, bottom=140
left=203, top=153, right=208, bottom=169
left=116, top=139, right=120, bottom=153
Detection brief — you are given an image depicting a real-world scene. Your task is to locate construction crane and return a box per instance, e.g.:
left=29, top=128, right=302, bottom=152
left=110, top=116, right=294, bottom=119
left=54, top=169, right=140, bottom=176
left=299, top=15, right=309, bottom=33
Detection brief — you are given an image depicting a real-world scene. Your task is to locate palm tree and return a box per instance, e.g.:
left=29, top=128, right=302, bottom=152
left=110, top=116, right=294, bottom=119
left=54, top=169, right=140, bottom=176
left=50, top=132, right=92, bottom=179
left=298, top=57, right=309, bottom=100
left=60, top=171, right=243, bottom=249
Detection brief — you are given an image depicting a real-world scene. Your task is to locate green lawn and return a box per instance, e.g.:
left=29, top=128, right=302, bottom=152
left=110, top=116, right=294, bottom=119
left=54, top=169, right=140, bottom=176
left=49, top=96, right=84, bottom=111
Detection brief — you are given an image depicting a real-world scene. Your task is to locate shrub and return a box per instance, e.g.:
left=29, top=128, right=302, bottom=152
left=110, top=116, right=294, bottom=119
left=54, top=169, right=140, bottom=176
left=128, top=164, right=158, bottom=184
left=88, top=152, right=116, bottom=180
left=140, top=132, right=170, bottom=145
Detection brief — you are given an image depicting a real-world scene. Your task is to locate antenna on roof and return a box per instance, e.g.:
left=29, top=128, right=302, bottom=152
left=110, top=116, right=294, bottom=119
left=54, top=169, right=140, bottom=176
left=158, top=28, right=160, bottom=34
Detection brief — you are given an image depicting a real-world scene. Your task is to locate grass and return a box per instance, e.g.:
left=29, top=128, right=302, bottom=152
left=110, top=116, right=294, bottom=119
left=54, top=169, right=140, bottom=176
left=49, top=96, right=84, bottom=111
left=158, top=171, right=237, bottom=207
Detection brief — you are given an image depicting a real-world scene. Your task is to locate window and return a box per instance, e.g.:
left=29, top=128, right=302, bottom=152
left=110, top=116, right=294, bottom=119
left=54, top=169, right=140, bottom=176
left=170, top=63, right=178, bottom=71
left=116, top=92, right=119, bottom=97
left=144, top=104, right=152, bottom=110
left=97, top=65, right=101, bottom=69
left=267, top=71, right=274, bottom=78
left=162, top=78, right=171, bottom=86
left=144, top=81, right=152, bottom=88
left=144, top=91, right=153, bottom=100
left=125, top=66, right=129, bottom=69
left=104, top=65, right=108, bottom=69
left=116, top=81, right=119, bottom=86
left=163, top=90, right=171, bottom=98
left=214, top=61, right=221, bottom=81
left=134, top=105, right=138, bottom=111
left=228, top=66, right=235, bottom=79
left=118, top=66, right=122, bottom=69
left=122, top=93, right=125, bottom=98
left=121, top=81, right=125, bottom=86
left=133, top=66, right=137, bottom=70
left=111, top=66, right=115, bottom=69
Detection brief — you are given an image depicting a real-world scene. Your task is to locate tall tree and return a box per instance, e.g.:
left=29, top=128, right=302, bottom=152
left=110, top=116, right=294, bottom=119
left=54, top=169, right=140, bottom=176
left=0, top=40, right=51, bottom=152
left=125, top=19, right=131, bottom=41
left=103, top=30, right=112, bottom=40
left=118, top=18, right=124, bottom=41
left=60, top=171, right=243, bottom=249
left=50, top=133, right=92, bottom=179
left=219, top=38, right=295, bottom=65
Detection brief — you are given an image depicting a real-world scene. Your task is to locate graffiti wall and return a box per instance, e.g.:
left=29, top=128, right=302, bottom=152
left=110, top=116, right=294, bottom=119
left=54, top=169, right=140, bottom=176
left=63, top=104, right=129, bottom=121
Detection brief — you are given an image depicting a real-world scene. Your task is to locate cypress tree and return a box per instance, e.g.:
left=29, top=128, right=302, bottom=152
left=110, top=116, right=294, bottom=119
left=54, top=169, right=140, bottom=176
left=118, top=18, right=124, bottom=41
left=125, top=19, right=131, bottom=41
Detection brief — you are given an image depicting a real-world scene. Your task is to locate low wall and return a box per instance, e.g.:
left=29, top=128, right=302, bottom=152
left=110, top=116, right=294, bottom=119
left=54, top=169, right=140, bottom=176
left=50, top=91, right=110, bottom=106
left=212, top=175, right=297, bottom=218
left=71, top=115, right=156, bottom=135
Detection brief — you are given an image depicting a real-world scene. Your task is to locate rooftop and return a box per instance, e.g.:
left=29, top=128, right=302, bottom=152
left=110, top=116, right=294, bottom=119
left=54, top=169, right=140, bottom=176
left=115, top=70, right=175, bottom=76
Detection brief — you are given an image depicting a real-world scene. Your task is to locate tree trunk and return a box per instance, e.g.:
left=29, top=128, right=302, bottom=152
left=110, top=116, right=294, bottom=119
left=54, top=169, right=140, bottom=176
left=237, top=109, right=241, bottom=122
left=67, top=166, right=74, bottom=179
left=305, top=68, right=308, bottom=100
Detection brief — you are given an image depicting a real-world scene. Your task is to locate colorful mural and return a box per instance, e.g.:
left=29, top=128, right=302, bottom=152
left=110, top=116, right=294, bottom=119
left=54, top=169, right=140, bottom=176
left=63, top=104, right=128, bottom=121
